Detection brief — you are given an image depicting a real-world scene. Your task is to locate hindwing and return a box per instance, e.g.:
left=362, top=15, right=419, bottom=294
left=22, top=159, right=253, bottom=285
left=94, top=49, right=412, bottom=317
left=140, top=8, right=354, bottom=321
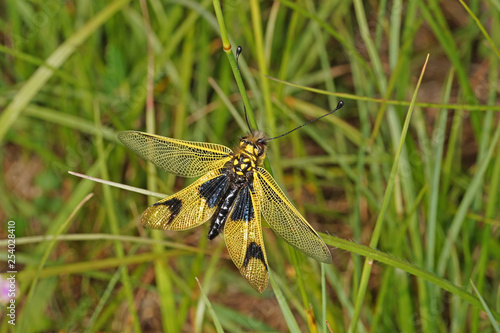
left=142, top=169, right=230, bottom=230
left=223, top=184, right=269, bottom=292
left=254, top=167, right=332, bottom=264
left=118, top=131, right=232, bottom=177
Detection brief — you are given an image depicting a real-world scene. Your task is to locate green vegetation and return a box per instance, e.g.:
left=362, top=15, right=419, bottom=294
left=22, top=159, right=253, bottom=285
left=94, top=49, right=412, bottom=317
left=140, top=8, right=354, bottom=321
left=1, top=0, right=499, bottom=331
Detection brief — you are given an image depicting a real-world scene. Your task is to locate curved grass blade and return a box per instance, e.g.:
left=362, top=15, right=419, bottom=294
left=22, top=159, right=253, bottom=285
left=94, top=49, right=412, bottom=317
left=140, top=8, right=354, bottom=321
left=322, top=234, right=500, bottom=321
left=349, top=55, right=429, bottom=332
left=196, top=277, right=224, bottom=333
left=269, top=269, right=301, bottom=333
left=470, top=279, right=500, bottom=332
left=21, top=193, right=94, bottom=332
left=0, top=0, right=132, bottom=142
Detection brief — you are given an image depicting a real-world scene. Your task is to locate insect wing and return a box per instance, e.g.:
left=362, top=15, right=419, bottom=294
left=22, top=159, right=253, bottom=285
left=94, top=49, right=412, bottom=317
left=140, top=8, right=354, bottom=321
left=224, top=184, right=269, bottom=292
left=254, top=167, right=332, bottom=264
left=142, top=169, right=230, bottom=230
left=118, top=131, right=233, bottom=177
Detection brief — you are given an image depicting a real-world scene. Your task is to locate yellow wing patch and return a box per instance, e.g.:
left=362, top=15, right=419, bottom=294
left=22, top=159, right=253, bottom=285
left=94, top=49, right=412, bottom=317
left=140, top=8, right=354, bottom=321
left=142, top=169, right=229, bottom=230
left=118, top=131, right=232, bottom=177
left=254, top=167, right=332, bottom=264
left=224, top=184, right=269, bottom=292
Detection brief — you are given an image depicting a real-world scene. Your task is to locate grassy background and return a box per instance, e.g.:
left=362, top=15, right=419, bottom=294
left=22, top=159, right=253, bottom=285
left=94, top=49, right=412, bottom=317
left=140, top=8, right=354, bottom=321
left=1, top=0, right=500, bottom=332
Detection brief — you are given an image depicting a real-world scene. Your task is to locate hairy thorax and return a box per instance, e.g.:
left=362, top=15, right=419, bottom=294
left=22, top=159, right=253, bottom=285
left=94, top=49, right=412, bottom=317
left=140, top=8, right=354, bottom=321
left=228, top=131, right=267, bottom=182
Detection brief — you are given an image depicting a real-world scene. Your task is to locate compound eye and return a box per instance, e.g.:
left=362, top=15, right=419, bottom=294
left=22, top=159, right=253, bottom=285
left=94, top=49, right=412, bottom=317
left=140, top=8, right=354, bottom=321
left=256, top=141, right=265, bottom=156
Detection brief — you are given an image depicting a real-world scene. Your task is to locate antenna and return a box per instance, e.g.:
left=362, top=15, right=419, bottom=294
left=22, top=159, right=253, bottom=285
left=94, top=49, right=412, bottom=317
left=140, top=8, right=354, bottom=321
left=236, top=46, right=243, bottom=71
left=235, top=46, right=252, bottom=131
left=265, top=100, right=345, bottom=141
left=235, top=46, right=344, bottom=138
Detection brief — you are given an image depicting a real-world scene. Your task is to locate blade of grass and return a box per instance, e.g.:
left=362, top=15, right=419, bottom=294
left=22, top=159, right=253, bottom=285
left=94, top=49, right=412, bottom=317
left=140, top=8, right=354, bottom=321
left=348, top=54, right=430, bottom=333
left=20, top=193, right=94, bottom=332
left=249, top=0, right=277, bottom=131
left=212, top=0, right=257, bottom=131
left=290, top=250, right=317, bottom=333
left=20, top=104, right=118, bottom=143
left=68, top=171, right=166, bottom=198
left=470, top=279, right=500, bottom=332
left=471, top=45, right=500, bottom=332
left=322, top=234, right=500, bottom=321
left=352, top=0, right=387, bottom=94
left=0, top=44, right=79, bottom=85
left=426, top=68, right=454, bottom=270
left=1, top=233, right=208, bottom=254
left=139, top=1, right=177, bottom=331
left=212, top=0, right=276, bottom=179
left=17, top=251, right=189, bottom=281
left=195, top=278, right=224, bottom=333
left=0, top=0, right=132, bottom=142
left=457, top=0, right=500, bottom=60
left=266, top=76, right=500, bottom=111
left=249, top=0, right=283, bottom=180
left=84, top=267, right=123, bottom=333
left=436, top=116, right=500, bottom=275
left=194, top=241, right=226, bottom=333
left=94, top=103, right=141, bottom=332
left=208, top=77, right=247, bottom=131
left=321, top=264, right=327, bottom=333
left=277, top=0, right=371, bottom=74
left=418, top=0, right=477, bottom=105
left=269, top=269, right=302, bottom=333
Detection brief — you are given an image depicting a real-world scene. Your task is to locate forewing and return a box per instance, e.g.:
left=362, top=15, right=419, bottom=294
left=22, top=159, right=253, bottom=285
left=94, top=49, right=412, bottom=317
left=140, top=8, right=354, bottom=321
left=142, top=169, right=229, bottom=230
left=118, top=131, right=232, bottom=177
left=254, top=167, right=332, bottom=264
left=223, top=184, right=269, bottom=292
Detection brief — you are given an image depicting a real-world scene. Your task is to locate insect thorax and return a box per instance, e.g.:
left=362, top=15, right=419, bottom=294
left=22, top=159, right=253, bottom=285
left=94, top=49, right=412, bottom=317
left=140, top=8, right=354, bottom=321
left=229, top=132, right=267, bottom=179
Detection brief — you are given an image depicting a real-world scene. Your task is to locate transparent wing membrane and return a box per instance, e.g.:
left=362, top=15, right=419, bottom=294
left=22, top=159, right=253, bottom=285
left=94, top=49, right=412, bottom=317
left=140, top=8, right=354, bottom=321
left=118, top=131, right=232, bottom=177
left=254, top=167, right=332, bottom=264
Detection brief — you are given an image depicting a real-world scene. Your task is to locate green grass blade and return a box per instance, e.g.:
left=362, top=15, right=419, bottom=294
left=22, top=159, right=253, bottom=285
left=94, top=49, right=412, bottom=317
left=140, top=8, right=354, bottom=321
left=322, top=234, right=500, bottom=321
left=457, top=0, right=500, bottom=60
left=426, top=68, right=454, bottom=270
left=0, top=0, right=132, bottom=142
left=436, top=118, right=500, bottom=275
left=20, top=193, right=93, bottom=332
left=265, top=77, right=500, bottom=111
left=470, top=279, right=500, bottom=332
left=269, top=269, right=302, bottom=333
left=349, top=55, right=430, bottom=332
left=94, top=105, right=142, bottom=332
left=196, top=278, right=225, bottom=333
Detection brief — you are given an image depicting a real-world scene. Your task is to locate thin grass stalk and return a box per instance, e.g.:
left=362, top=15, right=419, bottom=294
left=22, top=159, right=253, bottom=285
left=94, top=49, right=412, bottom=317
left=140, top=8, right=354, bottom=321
left=212, top=0, right=258, bottom=131
left=269, top=269, right=302, bottom=333
left=196, top=278, right=224, bottom=333
left=426, top=69, right=454, bottom=270
left=471, top=30, right=500, bottom=331
left=266, top=77, right=500, bottom=111
left=138, top=2, right=177, bottom=331
left=94, top=105, right=142, bottom=332
left=348, top=55, right=430, bottom=332
left=322, top=233, right=500, bottom=321
left=436, top=118, right=500, bottom=275
left=278, top=0, right=371, bottom=73
left=20, top=194, right=93, bottom=332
